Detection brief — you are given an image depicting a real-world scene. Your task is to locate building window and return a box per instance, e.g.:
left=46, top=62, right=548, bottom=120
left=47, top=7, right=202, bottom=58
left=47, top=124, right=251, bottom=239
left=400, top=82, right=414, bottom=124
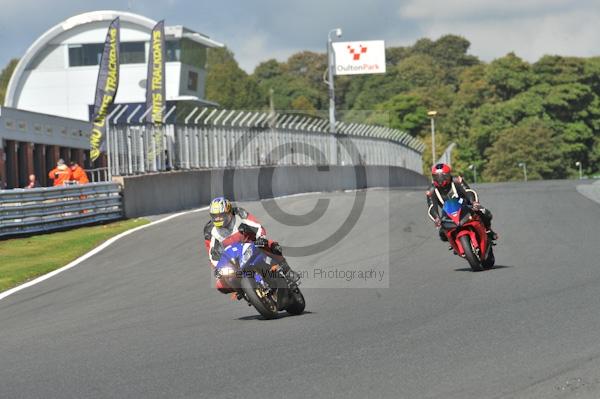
left=68, top=42, right=146, bottom=66
left=68, top=44, right=104, bottom=66
left=166, top=41, right=181, bottom=62
left=188, top=71, right=198, bottom=91
left=121, top=42, right=145, bottom=64
left=181, top=39, right=207, bottom=69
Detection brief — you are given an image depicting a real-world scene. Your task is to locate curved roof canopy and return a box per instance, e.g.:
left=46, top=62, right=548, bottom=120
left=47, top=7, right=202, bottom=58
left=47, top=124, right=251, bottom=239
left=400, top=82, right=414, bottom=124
left=4, top=10, right=223, bottom=107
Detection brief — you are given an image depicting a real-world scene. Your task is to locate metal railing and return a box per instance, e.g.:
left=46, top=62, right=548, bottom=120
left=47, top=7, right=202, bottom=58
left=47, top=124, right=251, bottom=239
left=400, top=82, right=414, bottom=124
left=0, top=182, right=122, bottom=237
left=105, top=105, right=426, bottom=178
left=85, top=167, right=109, bottom=183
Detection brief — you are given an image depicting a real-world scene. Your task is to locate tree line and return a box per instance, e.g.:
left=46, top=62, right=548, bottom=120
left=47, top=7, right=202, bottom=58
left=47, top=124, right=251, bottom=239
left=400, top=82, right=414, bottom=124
left=2, top=35, right=598, bottom=180
left=204, top=35, right=600, bottom=181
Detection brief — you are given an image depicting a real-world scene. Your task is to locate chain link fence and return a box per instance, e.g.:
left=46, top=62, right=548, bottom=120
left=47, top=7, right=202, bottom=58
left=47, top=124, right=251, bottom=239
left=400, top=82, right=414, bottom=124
left=105, top=105, right=425, bottom=178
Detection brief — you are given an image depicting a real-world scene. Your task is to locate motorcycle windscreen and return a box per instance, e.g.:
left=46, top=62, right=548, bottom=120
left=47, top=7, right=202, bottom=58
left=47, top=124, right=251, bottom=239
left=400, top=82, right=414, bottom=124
left=216, top=244, right=241, bottom=269
left=442, top=198, right=462, bottom=217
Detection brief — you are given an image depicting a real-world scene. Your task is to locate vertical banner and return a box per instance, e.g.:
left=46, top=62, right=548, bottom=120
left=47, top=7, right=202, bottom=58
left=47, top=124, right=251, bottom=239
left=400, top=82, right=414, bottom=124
left=89, top=17, right=120, bottom=162
left=146, top=20, right=166, bottom=124
left=146, top=20, right=166, bottom=170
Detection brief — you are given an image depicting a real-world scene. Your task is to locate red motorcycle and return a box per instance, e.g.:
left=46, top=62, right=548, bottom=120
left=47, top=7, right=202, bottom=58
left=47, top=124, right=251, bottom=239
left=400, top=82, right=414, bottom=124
left=441, top=198, right=495, bottom=272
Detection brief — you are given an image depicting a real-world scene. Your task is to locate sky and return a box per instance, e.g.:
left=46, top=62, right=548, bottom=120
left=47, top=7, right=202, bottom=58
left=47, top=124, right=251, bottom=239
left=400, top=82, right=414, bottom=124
left=0, top=0, right=599, bottom=73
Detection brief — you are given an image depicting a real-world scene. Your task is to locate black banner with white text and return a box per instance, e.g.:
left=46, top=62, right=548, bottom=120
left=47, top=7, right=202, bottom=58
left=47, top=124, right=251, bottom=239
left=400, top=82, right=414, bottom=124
left=89, top=17, right=120, bottom=162
left=146, top=20, right=165, bottom=125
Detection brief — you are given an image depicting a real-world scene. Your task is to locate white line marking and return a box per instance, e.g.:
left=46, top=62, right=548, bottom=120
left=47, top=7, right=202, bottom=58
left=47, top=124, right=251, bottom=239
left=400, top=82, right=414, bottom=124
left=264, top=191, right=323, bottom=200
left=0, top=207, right=208, bottom=302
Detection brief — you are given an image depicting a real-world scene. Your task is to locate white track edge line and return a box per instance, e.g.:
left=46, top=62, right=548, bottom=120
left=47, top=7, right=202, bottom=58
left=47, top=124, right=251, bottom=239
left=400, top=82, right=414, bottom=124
left=0, top=207, right=208, bottom=301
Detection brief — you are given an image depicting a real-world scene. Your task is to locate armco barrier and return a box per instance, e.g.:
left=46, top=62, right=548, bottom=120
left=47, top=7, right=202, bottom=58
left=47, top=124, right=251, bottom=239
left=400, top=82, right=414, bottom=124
left=0, top=183, right=122, bottom=237
left=116, top=165, right=427, bottom=218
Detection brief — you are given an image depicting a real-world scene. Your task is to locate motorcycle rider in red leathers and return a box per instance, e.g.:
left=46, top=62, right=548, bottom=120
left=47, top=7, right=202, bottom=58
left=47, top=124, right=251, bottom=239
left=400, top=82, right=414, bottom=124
left=426, top=163, right=498, bottom=243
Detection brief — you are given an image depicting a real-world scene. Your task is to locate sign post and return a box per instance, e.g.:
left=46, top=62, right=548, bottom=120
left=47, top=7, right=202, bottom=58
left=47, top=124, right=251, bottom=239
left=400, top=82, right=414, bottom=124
left=328, top=39, right=386, bottom=164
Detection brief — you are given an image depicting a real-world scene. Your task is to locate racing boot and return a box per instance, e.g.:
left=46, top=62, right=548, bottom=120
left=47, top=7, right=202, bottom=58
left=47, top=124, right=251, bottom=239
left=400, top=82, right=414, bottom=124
left=268, top=242, right=300, bottom=283
left=487, top=229, right=498, bottom=244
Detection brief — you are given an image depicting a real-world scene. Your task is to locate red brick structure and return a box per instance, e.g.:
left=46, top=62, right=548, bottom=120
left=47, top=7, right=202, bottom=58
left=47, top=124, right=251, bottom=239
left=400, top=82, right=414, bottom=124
left=1, top=107, right=94, bottom=189
left=0, top=147, right=6, bottom=189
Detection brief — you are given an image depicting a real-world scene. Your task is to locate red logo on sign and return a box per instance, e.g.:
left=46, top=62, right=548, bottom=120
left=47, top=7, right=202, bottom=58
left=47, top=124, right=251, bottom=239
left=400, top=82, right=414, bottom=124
left=347, top=45, right=367, bottom=61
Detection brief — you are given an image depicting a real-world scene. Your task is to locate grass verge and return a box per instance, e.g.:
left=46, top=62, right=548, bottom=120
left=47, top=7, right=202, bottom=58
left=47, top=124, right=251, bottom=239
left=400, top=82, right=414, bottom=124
left=0, top=218, right=149, bottom=293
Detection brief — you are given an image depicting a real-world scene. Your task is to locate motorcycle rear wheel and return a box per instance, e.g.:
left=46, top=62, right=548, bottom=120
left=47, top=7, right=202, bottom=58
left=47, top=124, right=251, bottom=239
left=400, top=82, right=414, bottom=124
left=459, top=235, right=483, bottom=272
left=241, top=277, right=278, bottom=319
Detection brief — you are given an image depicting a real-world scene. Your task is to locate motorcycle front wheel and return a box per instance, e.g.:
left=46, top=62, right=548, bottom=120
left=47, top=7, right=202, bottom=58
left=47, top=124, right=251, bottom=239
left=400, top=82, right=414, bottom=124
left=241, top=277, right=278, bottom=319
left=459, top=235, right=483, bottom=272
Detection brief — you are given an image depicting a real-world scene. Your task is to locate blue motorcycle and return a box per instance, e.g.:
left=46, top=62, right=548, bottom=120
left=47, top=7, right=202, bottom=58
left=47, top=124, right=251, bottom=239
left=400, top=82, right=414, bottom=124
left=215, top=235, right=305, bottom=319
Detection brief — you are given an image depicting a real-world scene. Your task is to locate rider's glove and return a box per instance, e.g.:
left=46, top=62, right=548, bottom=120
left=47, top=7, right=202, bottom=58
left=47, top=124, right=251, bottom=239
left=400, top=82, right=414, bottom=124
left=254, top=236, right=268, bottom=248
left=214, top=268, right=222, bottom=279
left=472, top=201, right=482, bottom=211
left=238, top=223, right=258, bottom=235
left=270, top=241, right=283, bottom=255
left=434, top=217, right=442, bottom=228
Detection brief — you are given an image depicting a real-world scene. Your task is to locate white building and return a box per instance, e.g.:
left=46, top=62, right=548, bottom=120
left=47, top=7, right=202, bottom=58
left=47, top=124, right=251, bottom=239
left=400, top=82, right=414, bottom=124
left=4, top=10, right=223, bottom=121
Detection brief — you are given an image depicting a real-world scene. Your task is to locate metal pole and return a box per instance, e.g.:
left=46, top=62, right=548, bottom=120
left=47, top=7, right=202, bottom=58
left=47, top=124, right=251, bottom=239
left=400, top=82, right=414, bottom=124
left=328, top=28, right=341, bottom=165
left=430, top=117, right=435, bottom=165
left=105, top=105, right=123, bottom=181
left=106, top=121, right=112, bottom=181
left=519, top=162, right=527, bottom=182
left=328, top=34, right=336, bottom=136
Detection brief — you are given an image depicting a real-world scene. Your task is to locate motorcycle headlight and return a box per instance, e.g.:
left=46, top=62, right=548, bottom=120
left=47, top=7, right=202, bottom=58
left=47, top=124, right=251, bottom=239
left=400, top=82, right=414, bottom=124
left=219, top=266, right=236, bottom=277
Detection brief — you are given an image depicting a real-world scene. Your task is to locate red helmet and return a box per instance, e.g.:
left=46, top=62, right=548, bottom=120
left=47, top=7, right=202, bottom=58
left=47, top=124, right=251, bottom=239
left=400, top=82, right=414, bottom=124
left=431, top=163, right=452, bottom=188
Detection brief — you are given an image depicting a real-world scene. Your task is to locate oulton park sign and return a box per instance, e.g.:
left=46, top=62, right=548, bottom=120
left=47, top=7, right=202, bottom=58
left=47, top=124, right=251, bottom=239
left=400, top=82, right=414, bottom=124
left=332, top=40, right=386, bottom=76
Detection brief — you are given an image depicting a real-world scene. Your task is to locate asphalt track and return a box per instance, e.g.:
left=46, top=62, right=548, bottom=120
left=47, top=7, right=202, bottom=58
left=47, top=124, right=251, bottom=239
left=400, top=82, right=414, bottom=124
left=1, top=180, right=600, bottom=399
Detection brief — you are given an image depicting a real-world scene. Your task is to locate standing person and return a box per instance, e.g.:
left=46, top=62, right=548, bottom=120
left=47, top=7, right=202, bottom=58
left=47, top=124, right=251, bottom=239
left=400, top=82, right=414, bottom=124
left=25, top=174, right=40, bottom=189
left=69, top=161, right=89, bottom=184
left=48, top=159, right=72, bottom=186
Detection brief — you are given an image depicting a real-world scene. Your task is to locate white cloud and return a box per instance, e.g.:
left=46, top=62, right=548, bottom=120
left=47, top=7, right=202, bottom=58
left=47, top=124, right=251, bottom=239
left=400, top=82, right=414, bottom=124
left=418, top=7, right=600, bottom=61
left=399, top=0, right=573, bottom=20
left=228, top=33, right=300, bottom=73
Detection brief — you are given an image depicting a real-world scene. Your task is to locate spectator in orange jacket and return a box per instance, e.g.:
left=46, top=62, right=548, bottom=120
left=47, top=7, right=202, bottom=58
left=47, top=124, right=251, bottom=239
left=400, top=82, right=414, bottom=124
left=48, top=159, right=72, bottom=186
left=69, top=161, right=89, bottom=184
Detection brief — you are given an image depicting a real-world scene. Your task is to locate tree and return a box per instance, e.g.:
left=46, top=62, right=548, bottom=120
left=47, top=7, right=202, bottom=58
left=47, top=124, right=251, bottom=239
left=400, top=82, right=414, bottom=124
left=253, top=59, right=282, bottom=80
left=374, top=93, right=428, bottom=135
left=486, top=53, right=534, bottom=101
left=205, top=47, right=265, bottom=109
left=483, top=119, right=564, bottom=181
left=533, top=55, right=586, bottom=85
left=0, top=59, right=19, bottom=104
left=290, top=95, right=317, bottom=115
left=543, top=83, right=594, bottom=121
left=396, top=54, right=446, bottom=90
